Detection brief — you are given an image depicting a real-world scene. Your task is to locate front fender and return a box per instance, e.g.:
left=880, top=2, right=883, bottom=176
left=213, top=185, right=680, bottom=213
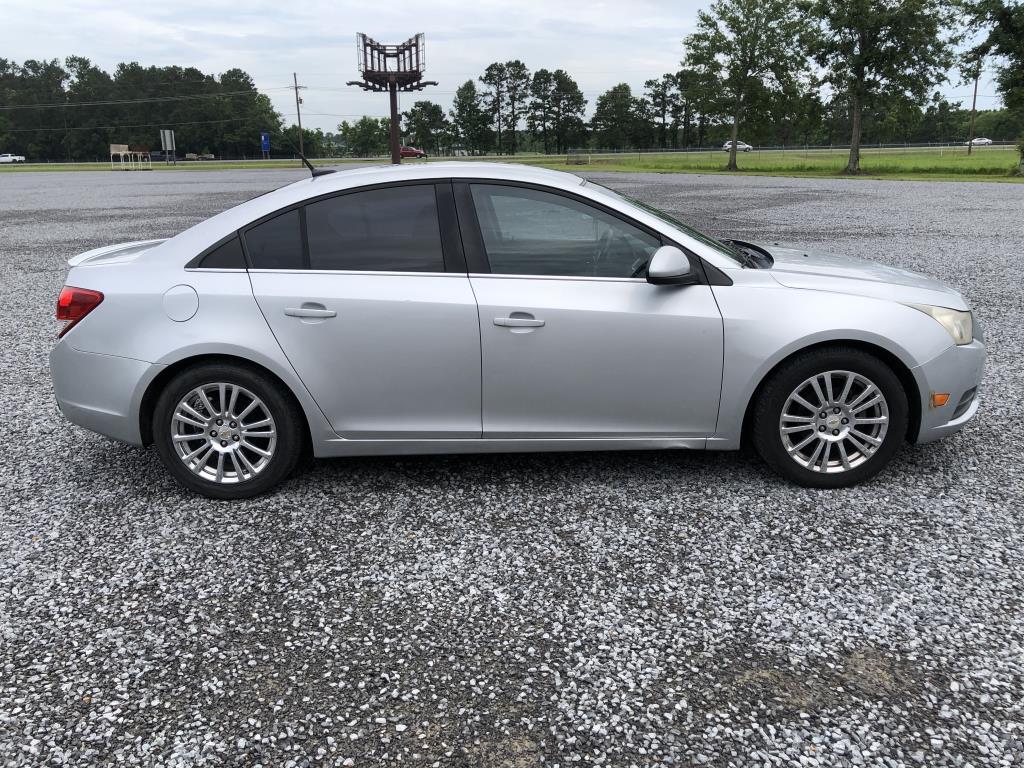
left=709, top=278, right=953, bottom=448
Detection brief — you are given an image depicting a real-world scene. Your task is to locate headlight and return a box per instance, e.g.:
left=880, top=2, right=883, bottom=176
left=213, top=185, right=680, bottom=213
left=905, top=303, right=973, bottom=345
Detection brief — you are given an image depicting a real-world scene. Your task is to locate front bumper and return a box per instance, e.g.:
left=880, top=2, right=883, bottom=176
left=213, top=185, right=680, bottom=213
left=50, top=341, right=162, bottom=446
left=912, top=339, right=985, bottom=444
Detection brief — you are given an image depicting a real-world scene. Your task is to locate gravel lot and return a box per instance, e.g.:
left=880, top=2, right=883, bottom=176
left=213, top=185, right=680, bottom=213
left=1, top=169, right=1022, bottom=767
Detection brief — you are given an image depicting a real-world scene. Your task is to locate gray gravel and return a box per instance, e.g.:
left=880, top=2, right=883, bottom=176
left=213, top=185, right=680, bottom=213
left=1, top=169, right=1022, bottom=767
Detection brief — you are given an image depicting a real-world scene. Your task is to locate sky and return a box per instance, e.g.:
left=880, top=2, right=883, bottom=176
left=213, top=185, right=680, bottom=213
left=2, top=0, right=1004, bottom=134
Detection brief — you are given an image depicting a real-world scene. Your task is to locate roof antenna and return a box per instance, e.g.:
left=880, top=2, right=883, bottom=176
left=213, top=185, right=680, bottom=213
left=299, top=151, right=336, bottom=178
left=276, top=129, right=335, bottom=178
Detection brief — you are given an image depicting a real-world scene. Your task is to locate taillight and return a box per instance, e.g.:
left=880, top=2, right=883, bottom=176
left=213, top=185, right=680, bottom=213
left=56, top=286, right=104, bottom=338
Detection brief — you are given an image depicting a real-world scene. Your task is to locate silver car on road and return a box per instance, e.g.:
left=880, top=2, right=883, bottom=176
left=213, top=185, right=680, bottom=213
left=50, top=163, right=985, bottom=498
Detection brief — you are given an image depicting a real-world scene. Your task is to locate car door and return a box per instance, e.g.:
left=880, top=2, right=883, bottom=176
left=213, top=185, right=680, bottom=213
left=456, top=181, right=724, bottom=439
left=246, top=182, right=481, bottom=439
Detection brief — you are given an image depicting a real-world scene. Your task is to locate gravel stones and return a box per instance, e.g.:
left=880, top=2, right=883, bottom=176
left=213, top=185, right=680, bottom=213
left=0, top=168, right=1021, bottom=766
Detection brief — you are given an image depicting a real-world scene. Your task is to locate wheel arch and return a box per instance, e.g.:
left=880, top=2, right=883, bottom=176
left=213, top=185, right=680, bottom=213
left=139, top=353, right=313, bottom=448
left=739, top=339, right=922, bottom=447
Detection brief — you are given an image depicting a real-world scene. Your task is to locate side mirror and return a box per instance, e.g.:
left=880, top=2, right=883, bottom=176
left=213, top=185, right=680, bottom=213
left=646, top=245, right=700, bottom=285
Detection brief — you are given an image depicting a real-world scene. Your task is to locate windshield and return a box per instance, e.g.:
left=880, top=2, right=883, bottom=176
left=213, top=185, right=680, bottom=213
left=583, top=180, right=747, bottom=266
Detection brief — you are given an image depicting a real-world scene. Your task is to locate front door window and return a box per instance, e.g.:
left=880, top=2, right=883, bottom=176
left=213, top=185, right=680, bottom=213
left=469, top=184, right=660, bottom=278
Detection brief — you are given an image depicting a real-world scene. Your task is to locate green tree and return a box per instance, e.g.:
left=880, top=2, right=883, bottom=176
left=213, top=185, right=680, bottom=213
left=63, top=56, right=115, bottom=160
left=218, top=68, right=282, bottom=158
left=10, top=59, right=69, bottom=160
left=964, top=0, right=1024, bottom=170
left=503, top=60, right=531, bottom=154
left=450, top=80, right=491, bottom=153
left=805, top=0, right=957, bottom=173
left=550, top=70, right=587, bottom=152
left=281, top=125, right=327, bottom=157
left=968, top=107, right=1024, bottom=140
left=791, top=79, right=826, bottom=145
left=528, top=69, right=556, bottom=153
left=674, top=65, right=723, bottom=148
left=966, top=1, right=1024, bottom=112
left=644, top=75, right=677, bottom=148
left=402, top=100, right=449, bottom=154
left=338, top=116, right=389, bottom=157
left=591, top=83, right=647, bottom=149
left=0, top=57, right=281, bottom=160
left=683, top=0, right=807, bottom=170
left=479, top=62, right=507, bottom=153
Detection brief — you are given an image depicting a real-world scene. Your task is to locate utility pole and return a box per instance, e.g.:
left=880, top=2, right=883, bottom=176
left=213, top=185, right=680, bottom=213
left=966, top=66, right=980, bottom=157
left=292, top=72, right=307, bottom=156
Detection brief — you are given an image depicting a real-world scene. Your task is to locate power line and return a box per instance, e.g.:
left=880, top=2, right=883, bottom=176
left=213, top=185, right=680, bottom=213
left=0, top=88, right=291, bottom=111
left=4, top=117, right=250, bottom=133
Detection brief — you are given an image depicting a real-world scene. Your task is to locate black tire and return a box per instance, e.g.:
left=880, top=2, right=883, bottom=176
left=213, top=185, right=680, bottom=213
left=152, top=363, right=305, bottom=499
left=751, top=347, right=909, bottom=488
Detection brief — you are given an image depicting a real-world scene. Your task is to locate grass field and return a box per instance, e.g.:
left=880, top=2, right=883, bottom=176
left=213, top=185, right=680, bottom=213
left=525, top=145, right=1024, bottom=181
left=2, top=145, right=1021, bottom=181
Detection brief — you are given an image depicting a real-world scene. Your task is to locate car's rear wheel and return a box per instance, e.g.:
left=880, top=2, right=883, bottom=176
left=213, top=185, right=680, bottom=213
left=152, top=363, right=304, bottom=499
left=751, top=347, right=909, bottom=488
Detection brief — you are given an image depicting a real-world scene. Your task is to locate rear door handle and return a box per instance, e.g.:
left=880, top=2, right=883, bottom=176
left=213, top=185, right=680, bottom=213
left=285, top=306, right=337, bottom=319
left=494, top=316, right=545, bottom=328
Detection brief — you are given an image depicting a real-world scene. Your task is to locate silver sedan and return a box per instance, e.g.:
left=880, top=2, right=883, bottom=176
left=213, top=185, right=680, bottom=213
left=50, top=163, right=985, bottom=498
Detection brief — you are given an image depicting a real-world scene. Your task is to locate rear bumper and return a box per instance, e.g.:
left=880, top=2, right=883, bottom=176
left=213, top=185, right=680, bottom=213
left=913, top=340, right=985, bottom=444
left=49, top=341, right=162, bottom=446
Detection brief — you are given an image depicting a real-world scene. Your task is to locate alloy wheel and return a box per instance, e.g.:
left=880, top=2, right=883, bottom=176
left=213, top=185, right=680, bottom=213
left=170, top=383, right=277, bottom=484
left=779, top=370, right=889, bottom=474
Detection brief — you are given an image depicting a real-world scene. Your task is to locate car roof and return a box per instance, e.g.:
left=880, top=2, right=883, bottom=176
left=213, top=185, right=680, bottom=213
left=295, top=161, right=583, bottom=193
left=252, top=161, right=587, bottom=215
left=241, top=162, right=586, bottom=221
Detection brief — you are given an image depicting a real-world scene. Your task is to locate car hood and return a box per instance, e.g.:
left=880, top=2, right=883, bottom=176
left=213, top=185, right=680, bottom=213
left=758, top=243, right=969, bottom=311
left=68, top=239, right=167, bottom=266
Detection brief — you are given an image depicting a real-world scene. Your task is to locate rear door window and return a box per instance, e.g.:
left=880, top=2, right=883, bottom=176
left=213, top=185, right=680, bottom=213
left=305, top=185, right=444, bottom=272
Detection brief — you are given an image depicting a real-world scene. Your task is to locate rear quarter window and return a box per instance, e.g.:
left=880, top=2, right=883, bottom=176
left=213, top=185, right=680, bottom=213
left=244, top=210, right=304, bottom=270
left=197, top=236, right=246, bottom=268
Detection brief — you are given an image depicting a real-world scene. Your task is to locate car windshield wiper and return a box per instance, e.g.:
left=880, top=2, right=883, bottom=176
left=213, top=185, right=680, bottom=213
left=723, top=239, right=774, bottom=269
left=721, top=239, right=761, bottom=268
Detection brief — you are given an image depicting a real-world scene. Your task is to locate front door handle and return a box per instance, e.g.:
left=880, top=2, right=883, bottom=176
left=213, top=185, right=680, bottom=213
left=285, top=306, right=337, bottom=319
left=494, top=316, right=544, bottom=328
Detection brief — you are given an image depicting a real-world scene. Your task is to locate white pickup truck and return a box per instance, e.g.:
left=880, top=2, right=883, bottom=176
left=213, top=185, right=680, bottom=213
left=0, top=153, right=27, bottom=164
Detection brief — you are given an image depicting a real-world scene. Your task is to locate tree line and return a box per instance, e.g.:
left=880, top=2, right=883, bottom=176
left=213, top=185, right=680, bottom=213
left=0, top=57, right=281, bottom=160
left=367, top=0, right=1022, bottom=174
left=1, top=0, right=1021, bottom=171
left=334, top=67, right=588, bottom=159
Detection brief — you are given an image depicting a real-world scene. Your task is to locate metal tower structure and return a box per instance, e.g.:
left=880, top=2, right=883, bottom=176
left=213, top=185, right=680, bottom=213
left=346, top=33, right=437, bottom=164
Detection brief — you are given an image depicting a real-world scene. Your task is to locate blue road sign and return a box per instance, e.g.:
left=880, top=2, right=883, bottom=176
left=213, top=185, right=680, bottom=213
left=260, top=132, right=270, bottom=152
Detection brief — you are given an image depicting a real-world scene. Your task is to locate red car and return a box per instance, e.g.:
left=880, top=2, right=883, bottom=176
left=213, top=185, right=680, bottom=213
left=400, top=145, right=427, bottom=159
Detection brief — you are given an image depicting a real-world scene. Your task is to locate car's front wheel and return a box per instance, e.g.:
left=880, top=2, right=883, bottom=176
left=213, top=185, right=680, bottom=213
left=152, top=363, right=304, bottom=499
left=751, top=347, right=909, bottom=488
